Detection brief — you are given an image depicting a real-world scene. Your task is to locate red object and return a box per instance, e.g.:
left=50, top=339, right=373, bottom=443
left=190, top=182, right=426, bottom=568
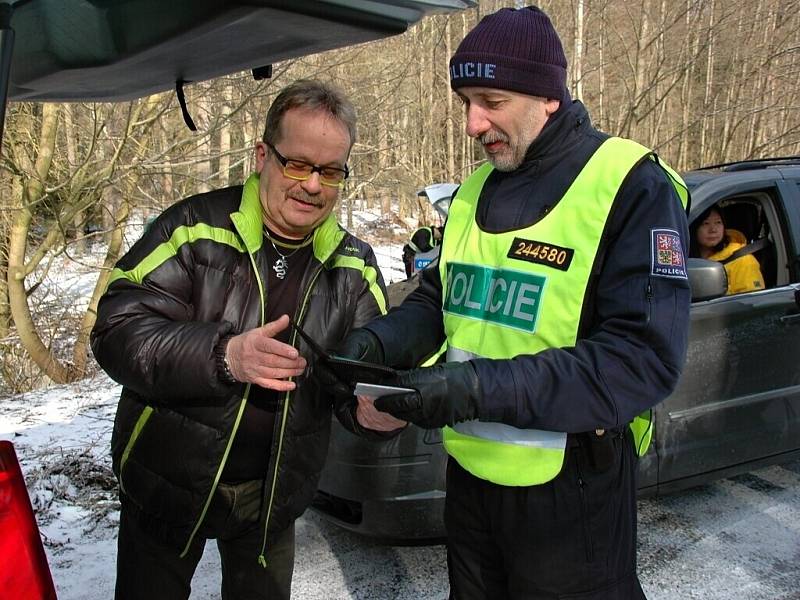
left=0, top=440, right=57, bottom=599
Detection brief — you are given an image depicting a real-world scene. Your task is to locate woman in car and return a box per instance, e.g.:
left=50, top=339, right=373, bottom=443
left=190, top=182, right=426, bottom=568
left=690, top=205, right=765, bottom=294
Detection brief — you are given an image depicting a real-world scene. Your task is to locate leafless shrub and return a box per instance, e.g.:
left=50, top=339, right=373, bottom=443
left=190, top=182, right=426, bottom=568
left=0, top=340, right=49, bottom=395
left=25, top=445, right=119, bottom=536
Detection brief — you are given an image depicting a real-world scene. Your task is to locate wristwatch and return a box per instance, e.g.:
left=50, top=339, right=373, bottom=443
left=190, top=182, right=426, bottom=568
left=215, top=334, right=238, bottom=384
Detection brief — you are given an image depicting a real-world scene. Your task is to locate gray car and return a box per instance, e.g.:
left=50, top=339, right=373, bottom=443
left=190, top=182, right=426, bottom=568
left=313, top=157, right=800, bottom=540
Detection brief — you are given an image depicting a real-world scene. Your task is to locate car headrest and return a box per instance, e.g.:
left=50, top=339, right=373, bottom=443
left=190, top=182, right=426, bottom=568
left=723, top=202, right=761, bottom=242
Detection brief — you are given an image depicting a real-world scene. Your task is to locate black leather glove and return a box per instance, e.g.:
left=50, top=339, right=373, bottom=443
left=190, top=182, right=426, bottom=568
left=333, top=327, right=385, bottom=364
left=374, top=362, right=480, bottom=429
left=313, top=361, right=352, bottom=397
left=312, top=328, right=386, bottom=397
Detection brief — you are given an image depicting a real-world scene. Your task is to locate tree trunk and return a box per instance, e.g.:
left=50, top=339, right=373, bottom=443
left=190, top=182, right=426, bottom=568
left=195, top=94, right=214, bottom=193
left=243, top=109, right=255, bottom=175
left=72, top=195, right=130, bottom=374
left=699, top=0, right=715, bottom=164
left=598, top=4, right=606, bottom=130
left=445, top=18, right=455, bottom=182
left=678, top=0, right=696, bottom=168
left=573, top=0, right=584, bottom=101
left=7, top=103, right=76, bottom=383
left=64, top=104, right=88, bottom=255
left=0, top=176, right=20, bottom=338
left=218, top=82, right=233, bottom=187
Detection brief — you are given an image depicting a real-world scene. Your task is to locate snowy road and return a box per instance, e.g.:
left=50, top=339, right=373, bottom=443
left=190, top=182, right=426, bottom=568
left=194, top=462, right=800, bottom=600
left=637, top=464, right=800, bottom=599
left=4, top=379, right=799, bottom=599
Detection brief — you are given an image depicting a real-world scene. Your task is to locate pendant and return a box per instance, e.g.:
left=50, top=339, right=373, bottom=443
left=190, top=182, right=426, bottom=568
left=273, top=257, right=288, bottom=279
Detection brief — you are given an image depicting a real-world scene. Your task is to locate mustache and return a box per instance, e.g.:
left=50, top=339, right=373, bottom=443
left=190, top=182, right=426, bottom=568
left=479, top=131, right=509, bottom=145
left=289, top=192, right=323, bottom=206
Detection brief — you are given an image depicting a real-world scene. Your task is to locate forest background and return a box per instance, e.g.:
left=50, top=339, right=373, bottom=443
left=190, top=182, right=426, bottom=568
left=1, top=0, right=799, bottom=396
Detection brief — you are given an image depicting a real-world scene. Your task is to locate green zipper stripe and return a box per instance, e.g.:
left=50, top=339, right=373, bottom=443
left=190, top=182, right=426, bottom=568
left=259, top=386, right=293, bottom=568
left=107, top=224, right=246, bottom=288
left=258, top=268, right=323, bottom=564
left=180, top=392, right=251, bottom=558
left=329, top=256, right=387, bottom=316
left=248, top=249, right=266, bottom=325
left=181, top=181, right=273, bottom=559
left=118, top=405, right=154, bottom=496
left=181, top=247, right=266, bottom=557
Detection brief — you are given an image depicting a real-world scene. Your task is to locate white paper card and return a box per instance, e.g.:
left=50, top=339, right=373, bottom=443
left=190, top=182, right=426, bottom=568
left=353, top=382, right=414, bottom=397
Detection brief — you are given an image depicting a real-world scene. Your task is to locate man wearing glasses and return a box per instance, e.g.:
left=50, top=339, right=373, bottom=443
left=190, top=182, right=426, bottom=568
left=91, top=79, right=396, bottom=599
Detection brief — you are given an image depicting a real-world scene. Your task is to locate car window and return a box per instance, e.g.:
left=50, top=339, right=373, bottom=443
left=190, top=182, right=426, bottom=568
left=690, top=191, right=781, bottom=294
left=728, top=196, right=773, bottom=289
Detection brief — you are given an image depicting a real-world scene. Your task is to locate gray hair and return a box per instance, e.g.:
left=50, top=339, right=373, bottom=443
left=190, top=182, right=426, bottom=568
left=262, top=79, right=357, bottom=149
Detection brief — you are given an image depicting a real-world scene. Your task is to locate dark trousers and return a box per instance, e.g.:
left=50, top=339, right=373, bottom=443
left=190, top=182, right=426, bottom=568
left=115, top=479, right=295, bottom=600
left=445, top=431, right=646, bottom=600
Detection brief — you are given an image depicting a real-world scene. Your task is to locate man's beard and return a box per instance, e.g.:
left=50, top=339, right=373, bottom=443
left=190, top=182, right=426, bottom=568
left=479, top=131, right=523, bottom=172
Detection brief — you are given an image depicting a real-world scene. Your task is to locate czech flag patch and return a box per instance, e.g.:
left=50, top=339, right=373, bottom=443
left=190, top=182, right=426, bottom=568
left=651, top=228, right=687, bottom=279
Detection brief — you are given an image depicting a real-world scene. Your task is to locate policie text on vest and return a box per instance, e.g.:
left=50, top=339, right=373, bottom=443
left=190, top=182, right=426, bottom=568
left=443, top=263, right=545, bottom=333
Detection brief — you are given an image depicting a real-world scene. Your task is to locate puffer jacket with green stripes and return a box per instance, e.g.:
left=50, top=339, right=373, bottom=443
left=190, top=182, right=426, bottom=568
left=90, top=174, right=387, bottom=555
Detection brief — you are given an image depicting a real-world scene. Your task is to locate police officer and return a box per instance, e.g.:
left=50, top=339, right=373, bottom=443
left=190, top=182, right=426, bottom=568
left=335, top=6, right=691, bottom=599
left=402, top=225, right=444, bottom=278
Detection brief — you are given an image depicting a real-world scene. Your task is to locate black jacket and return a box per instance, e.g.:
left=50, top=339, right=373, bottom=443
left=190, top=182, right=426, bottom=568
left=367, top=101, right=691, bottom=433
left=91, top=178, right=387, bottom=553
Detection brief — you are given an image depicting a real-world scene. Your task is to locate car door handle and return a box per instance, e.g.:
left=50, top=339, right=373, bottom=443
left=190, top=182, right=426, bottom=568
left=780, top=313, right=800, bottom=325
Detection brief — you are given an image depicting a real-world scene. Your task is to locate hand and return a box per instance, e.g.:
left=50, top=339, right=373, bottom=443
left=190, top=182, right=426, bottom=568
left=374, top=362, right=480, bottom=429
left=225, top=314, right=307, bottom=391
left=334, top=328, right=385, bottom=364
left=312, top=327, right=384, bottom=404
left=356, top=395, right=407, bottom=432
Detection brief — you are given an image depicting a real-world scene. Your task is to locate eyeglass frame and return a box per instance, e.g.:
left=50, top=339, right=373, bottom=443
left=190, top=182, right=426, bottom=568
left=265, top=141, right=350, bottom=188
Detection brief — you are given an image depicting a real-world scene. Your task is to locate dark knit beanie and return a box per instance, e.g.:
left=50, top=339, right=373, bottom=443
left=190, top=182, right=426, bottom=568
left=449, top=6, right=568, bottom=101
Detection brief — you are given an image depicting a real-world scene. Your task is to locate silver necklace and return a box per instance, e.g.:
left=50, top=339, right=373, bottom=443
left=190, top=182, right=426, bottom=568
left=270, top=239, right=299, bottom=279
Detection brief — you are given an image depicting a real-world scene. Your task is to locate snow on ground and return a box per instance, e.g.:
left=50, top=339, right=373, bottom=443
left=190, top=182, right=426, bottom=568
left=2, top=372, right=452, bottom=599
left=1, top=376, right=121, bottom=598
left=371, top=243, right=407, bottom=286
left=344, top=205, right=415, bottom=286
left=3, top=377, right=800, bottom=600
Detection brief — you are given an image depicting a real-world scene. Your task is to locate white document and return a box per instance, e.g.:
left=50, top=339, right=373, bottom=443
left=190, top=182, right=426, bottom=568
left=353, top=382, right=414, bottom=398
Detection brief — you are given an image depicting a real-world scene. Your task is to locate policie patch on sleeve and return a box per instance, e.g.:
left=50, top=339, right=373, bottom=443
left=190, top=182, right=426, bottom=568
left=651, top=228, right=687, bottom=279
left=507, top=237, right=574, bottom=271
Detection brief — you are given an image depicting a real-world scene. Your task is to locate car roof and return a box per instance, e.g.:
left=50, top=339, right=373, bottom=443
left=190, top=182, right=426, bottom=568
left=682, top=157, right=800, bottom=216
left=5, top=0, right=475, bottom=102
left=683, top=157, right=800, bottom=190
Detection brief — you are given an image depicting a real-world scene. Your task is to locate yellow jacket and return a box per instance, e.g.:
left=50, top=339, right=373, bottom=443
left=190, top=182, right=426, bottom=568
left=708, top=229, right=765, bottom=295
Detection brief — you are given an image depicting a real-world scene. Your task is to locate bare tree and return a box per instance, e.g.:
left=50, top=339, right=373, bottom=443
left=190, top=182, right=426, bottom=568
left=5, top=0, right=800, bottom=392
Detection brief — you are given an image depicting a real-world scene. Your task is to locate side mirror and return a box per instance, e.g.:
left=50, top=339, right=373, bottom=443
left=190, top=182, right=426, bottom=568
left=687, top=258, right=728, bottom=301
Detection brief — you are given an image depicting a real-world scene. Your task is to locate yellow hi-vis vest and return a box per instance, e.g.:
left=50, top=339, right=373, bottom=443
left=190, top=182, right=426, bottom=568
left=440, top=137, right=689, bottom=487
left=408, top=226, right=439, bottom=253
